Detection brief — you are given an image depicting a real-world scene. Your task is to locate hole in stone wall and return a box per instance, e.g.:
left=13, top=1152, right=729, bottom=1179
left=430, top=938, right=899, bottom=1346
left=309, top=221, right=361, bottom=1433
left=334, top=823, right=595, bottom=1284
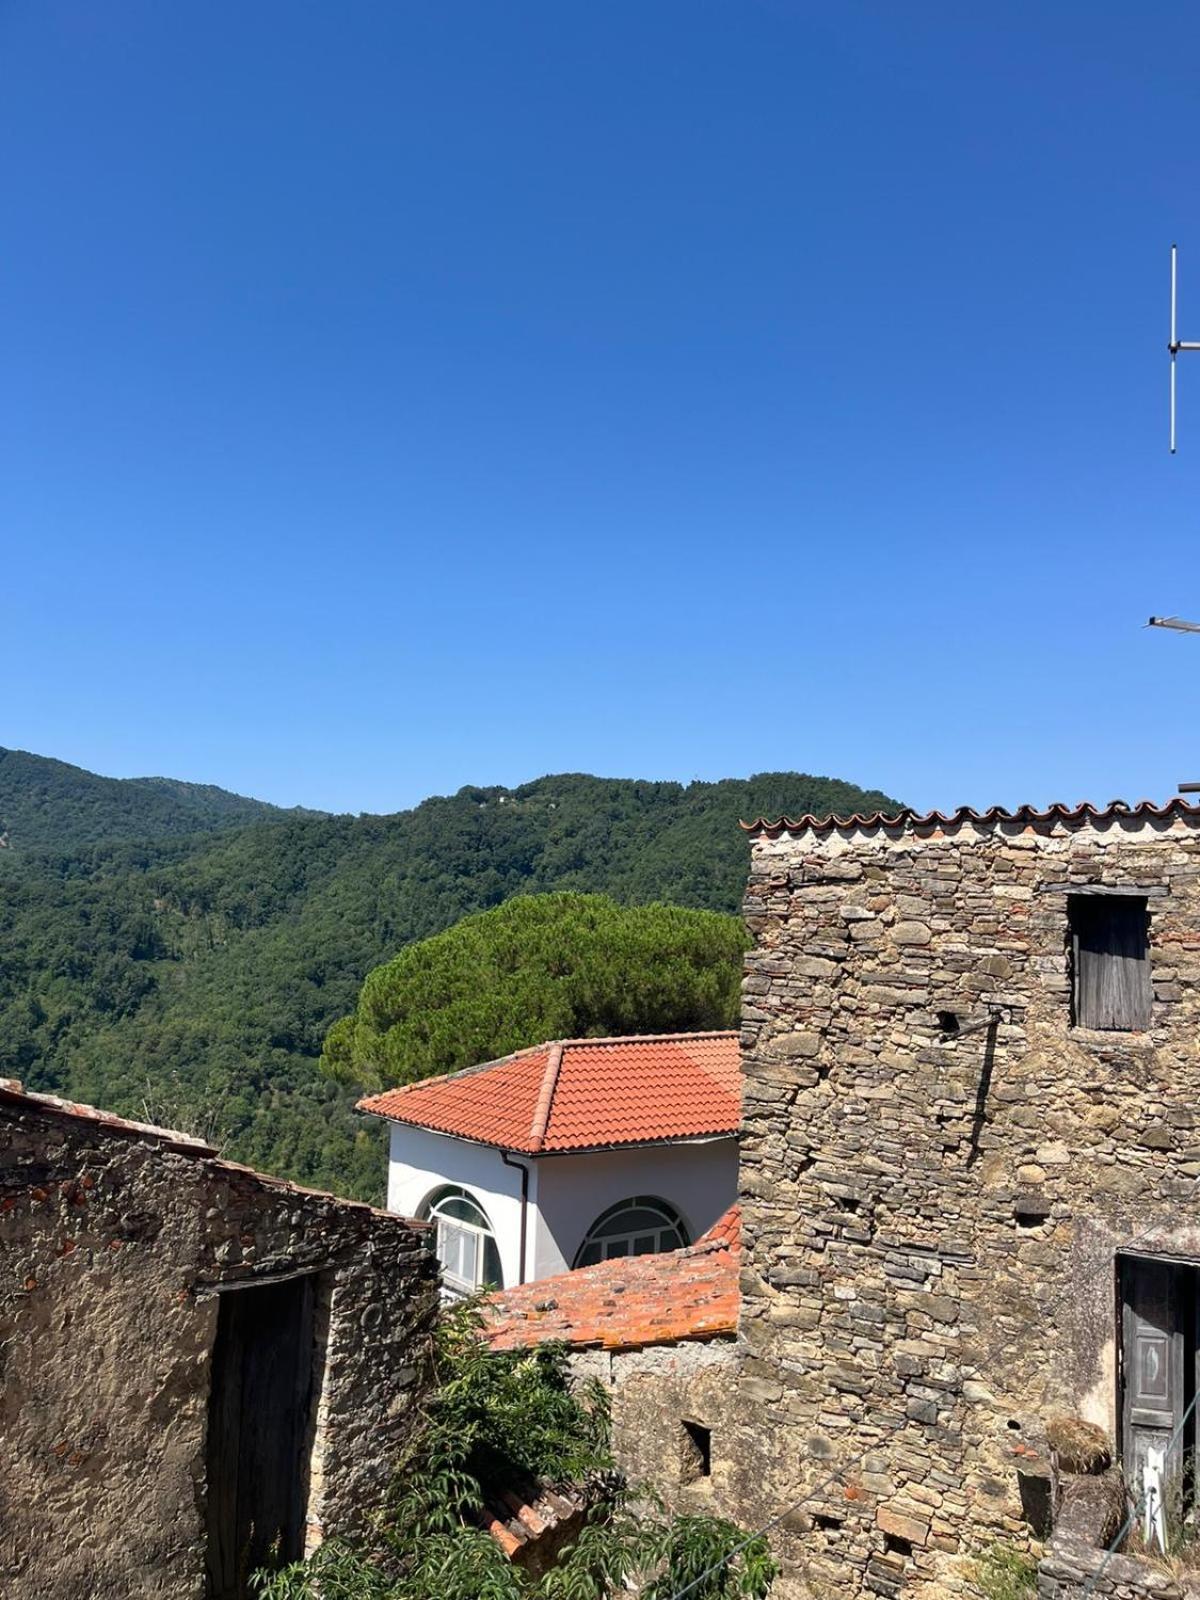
left=795, top=1154, right=814, bottom=1175
left=1014, top=1194, right=1050, bottom=1228
left=884, top=1532, right=914, bottom=1558
left=813, top=1512, right=844, bottom=1532
left=836, top=1195, right=861, bottom=1214
left=1007, top=1418, right=1022, bottom=1432
left=936, top=1010, right=960, bottom=1036
left=1017, top=1471, right=1054, bottom=1538
left=680, top=1420, right=712, bottom=1484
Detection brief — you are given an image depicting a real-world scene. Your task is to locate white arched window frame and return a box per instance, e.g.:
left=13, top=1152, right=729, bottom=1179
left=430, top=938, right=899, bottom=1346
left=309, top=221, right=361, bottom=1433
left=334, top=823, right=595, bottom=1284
left=421, top=1186, right=504, bottom=1297
left=573, top=1196, right=690, bottom=1269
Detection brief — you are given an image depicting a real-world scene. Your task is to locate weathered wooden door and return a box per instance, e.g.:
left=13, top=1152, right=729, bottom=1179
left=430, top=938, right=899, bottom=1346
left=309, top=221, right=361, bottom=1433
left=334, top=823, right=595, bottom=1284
left=1121, top=1258, right=1186, bottom=1497
left=205, top=1276, right=316, bottom=1600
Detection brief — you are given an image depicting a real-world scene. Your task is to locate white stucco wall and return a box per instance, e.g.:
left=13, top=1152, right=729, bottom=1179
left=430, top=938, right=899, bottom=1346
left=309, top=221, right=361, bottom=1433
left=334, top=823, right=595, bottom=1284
left=529, top=1139, right=739, bottom=1279
left=386, top=1123, right=536, bottom=1293
left=384, top=1123, right=739, bottom=1290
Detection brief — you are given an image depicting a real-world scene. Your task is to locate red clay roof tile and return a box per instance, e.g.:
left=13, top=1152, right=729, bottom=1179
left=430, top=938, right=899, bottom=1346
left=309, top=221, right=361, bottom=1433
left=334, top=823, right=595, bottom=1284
left=741, top=798, right=1200, bottom=838
left=483, top=1205, right=740, bottom=1353
left=357, top=1031, right=740, bottom=1154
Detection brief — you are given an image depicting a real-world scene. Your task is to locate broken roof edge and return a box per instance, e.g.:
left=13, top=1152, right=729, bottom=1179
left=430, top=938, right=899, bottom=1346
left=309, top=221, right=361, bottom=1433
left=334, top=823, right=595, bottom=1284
left=0, top=1077, right=425, bottom=1229
left=741, top=797, right=1200, bottom=839
left=484, top=1204, right=741, bottom=1354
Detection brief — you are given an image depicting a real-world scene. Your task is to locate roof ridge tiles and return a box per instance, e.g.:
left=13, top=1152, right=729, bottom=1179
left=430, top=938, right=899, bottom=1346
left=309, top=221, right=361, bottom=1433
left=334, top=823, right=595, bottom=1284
left=741, top=797, right=1200, bottom=838
left=528, top=1042, right=564, bottom=1151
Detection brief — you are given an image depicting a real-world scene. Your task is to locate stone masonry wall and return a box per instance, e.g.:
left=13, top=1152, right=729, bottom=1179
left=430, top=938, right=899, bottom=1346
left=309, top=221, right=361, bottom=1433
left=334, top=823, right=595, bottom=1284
left=732, top=810, right=1200, bottom=1600
left=0, top=1094, right=440, bottom=1600
left=570, top=1340, right=745, bottom=1512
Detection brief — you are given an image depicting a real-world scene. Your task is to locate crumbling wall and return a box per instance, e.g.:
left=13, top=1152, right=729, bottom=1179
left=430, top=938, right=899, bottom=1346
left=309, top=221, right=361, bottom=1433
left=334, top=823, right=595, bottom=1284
left=732, top=811, right=1200, bottom=1599
left=0, top=1096, right=439, bottom=1600
left=571, top=1339, right=744, bottom=1509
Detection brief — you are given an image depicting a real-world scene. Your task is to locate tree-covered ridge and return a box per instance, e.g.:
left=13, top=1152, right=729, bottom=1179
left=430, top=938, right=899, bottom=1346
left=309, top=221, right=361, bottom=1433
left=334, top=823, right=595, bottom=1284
left=0, top=763, right=901, bottom=1199
left=323, top=892, right=746, bottom=1091
left=0, top=746, right=315, bottom=856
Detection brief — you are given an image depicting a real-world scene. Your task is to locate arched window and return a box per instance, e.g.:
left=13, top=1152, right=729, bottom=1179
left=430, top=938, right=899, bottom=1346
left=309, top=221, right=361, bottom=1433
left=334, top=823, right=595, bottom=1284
left=421, top=1187, right=504, bottom=1297
left=573, top=1196, right=690, bottom=1269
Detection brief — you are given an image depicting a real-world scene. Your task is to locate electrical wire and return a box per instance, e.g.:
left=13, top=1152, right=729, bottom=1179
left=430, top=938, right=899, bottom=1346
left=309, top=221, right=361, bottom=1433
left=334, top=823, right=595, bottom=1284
left=1076, top=1385, right=1200, bottom=1600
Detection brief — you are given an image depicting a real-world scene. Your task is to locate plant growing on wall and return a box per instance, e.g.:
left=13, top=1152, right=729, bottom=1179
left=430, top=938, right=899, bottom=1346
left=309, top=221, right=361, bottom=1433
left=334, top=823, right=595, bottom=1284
left=253, top=1302, right=777, bottom=1600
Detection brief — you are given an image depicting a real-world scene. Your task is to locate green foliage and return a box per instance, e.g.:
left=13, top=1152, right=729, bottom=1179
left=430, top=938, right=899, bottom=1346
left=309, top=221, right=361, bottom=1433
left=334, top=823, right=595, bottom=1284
left=0, top=746, right=306, bottom=856
left=974, top=1544, right=1037, bottom=1600
left=252, top=1302, right=777, bottom=1600
left=324, top=892, right=746, bottom=1091
left=0, top=760, right=900, bottom=1199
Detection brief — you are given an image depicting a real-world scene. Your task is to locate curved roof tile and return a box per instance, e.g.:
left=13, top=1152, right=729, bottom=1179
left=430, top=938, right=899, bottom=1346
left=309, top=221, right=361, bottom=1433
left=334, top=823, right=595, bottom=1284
left=741, top=797, right=1200, bottom=838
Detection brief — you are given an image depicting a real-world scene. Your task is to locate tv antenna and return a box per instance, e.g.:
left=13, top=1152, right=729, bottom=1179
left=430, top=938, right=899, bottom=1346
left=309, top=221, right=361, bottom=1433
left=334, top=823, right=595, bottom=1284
left=1147, top=615, right=1200, bottom=792
left=1169, top=245, right=1200, bottom=451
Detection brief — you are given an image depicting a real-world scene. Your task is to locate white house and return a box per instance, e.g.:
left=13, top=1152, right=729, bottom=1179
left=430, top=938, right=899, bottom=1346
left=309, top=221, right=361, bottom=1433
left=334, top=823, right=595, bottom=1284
left=358, top=1031, right=740, bottom=1296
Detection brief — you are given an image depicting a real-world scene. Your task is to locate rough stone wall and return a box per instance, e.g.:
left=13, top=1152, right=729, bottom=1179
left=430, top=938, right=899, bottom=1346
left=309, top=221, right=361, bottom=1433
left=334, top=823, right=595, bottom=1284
left=732, top=811, right=1200, bottom=1600
left=1038, top=1535, right=1192, bottom=1600
left=570, top=1340, right=744, bottom=1511
left=0, top=1097, right=439, bottom=1600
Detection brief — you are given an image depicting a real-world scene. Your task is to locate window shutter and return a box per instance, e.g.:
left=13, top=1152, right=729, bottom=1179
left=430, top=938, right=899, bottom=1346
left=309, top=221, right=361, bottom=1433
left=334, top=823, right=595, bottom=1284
left=1072, top=896, right=1152, bottom=1030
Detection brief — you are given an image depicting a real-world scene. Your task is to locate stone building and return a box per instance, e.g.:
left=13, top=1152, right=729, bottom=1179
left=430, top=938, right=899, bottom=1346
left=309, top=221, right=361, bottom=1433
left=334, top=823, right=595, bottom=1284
left=486, top=1205, right=742, bottom=1509
left=733, top=797, right=1200, bottom=1598
left=0, top=1078, right=439, bottom=1600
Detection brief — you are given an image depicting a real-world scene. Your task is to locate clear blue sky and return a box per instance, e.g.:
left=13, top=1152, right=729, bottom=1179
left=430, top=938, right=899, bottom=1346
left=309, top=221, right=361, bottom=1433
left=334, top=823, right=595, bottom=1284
left=3, top=1, right=1198, bottom=815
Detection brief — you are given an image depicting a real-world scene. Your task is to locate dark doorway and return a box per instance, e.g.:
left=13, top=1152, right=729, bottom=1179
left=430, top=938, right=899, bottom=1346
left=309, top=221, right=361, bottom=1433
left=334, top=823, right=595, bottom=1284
left=1120, top=1255, right=1198, bottom=1510
left=205, top=1275, right=317, bottom=1599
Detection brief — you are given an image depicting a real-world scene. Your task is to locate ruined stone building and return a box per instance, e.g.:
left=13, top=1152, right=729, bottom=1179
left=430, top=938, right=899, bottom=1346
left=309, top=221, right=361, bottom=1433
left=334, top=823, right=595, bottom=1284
left=0, top=1079, right=439, bottom=1600
left=486, top=1203, right=742, bottom=1505
left=730, top=797, right=1200, bottom=1598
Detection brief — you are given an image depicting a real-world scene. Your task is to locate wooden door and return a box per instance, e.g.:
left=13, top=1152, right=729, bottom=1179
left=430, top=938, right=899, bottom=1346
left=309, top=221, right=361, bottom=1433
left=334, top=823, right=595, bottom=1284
left=1121, top=1258, right=1185, bottom=1497
left=205, top=1276, right=316, bottom=1599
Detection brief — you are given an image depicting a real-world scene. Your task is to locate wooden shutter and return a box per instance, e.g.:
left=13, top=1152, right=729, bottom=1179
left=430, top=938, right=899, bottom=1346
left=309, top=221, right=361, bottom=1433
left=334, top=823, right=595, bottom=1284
left=1071, top=896, right=1152, bottom=1030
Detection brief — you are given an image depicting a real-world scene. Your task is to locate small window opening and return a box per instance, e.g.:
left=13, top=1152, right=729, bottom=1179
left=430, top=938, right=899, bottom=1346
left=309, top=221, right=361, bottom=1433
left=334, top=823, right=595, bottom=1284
left=681, top=1420, right=712, bottom=1483
left=1014, top=1196, right=1051, bottom=1229
left=936, top=1010, right=960, bottom=1036
left=884, top=1532, right=914, bottom=1558
left=835, top=1195, right=861, bottom=1214
left=813, top=1512, right=844, bottom=1531
left=1069, top=895, right=1152, bottom=1032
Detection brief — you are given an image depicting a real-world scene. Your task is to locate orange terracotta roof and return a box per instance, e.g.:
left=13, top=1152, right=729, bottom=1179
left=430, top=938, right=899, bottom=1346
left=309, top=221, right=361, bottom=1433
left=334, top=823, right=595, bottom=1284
left=357, top=1031, right=740, bottom=1155
left=483, top=1205, right=740, bottom=1352
left=742, top=797, right=1200, bottom=838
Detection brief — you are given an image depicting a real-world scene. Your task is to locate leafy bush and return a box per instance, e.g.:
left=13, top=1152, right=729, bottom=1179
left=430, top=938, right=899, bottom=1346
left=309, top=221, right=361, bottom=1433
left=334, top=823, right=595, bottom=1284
left=253, top=1302, right=777, bottom=1600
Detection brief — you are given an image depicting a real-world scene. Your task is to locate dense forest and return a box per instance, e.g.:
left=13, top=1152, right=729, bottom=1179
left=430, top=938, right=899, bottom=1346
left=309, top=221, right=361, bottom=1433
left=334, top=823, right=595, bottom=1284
left=0, top=746, right=312, bottom=855
left=0, top=751, right=900, bottom=1200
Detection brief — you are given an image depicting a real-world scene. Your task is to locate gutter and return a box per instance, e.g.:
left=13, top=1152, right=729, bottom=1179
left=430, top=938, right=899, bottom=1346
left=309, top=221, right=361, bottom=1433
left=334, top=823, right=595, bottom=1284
left=499, top=1150, right=532, bottom=1285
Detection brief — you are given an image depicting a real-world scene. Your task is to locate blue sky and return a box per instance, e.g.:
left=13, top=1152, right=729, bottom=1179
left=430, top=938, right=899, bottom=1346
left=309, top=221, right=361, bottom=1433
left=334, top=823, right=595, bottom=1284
left=3, top=1, right=1198, bottom=815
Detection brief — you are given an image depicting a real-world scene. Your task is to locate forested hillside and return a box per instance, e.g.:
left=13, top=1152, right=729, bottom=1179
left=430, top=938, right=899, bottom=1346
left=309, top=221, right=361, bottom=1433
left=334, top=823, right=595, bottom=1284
left=0, top=747, right=311, bottom=855
left=0, top=761, right=900, bottom=1200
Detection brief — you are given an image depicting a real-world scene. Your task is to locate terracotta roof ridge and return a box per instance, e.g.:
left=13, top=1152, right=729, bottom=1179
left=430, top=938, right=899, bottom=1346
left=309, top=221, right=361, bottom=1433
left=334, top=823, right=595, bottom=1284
left=528, top=1042, right=565, bottom=1151
left=741, top=797, right=1200, bottom=837
left=561, top=1029, right=738, bottom=1047
left=357, top=1039, right=552, bottom=1112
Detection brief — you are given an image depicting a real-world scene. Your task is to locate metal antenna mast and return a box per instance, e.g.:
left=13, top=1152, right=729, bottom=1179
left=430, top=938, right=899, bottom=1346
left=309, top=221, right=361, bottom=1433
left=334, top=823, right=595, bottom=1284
left=1169, top=245, right=1200, bottom=451
left=1147, top=617, right=1200, bottom=792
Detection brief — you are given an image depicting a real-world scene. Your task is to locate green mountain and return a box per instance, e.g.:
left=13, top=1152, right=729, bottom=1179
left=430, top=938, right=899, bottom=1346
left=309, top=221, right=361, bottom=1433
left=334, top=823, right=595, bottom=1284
left=0, top=761, right=900, bottom=1200
left=0, top=747, right=314, bottom=856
